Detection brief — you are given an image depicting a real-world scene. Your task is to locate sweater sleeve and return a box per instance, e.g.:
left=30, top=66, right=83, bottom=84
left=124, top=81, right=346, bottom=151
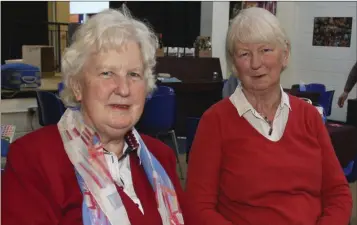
left=313, top=109, right=353, bottom=225
left=344, top=61, right=357, bottom=93
left=2, top=140, right=60, bottom=225
left=185, top=109, right=234, bottom=225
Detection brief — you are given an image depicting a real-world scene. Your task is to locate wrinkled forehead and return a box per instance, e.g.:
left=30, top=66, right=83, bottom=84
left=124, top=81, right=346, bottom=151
left=84, top=44, right=144, bottom=71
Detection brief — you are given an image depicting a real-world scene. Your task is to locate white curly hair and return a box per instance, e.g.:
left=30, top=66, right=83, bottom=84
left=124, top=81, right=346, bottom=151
left=60, top=5, right=158, bottom=107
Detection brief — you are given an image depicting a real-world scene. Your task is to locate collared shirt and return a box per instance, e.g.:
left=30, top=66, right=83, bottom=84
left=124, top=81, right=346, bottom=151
left=104, top=142, right=144, bottom=214
left=229, top=84, right=291, bottom=142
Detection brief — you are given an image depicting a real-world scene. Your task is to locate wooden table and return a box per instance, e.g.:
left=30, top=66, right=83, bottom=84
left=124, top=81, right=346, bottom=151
left=326, top=122, right=357, bottom=168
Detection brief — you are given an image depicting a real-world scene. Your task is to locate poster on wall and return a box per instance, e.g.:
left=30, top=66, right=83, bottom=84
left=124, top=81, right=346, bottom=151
left=312, top=17, right=352, bottom=47
left=229, top=1, right=277, bottom=24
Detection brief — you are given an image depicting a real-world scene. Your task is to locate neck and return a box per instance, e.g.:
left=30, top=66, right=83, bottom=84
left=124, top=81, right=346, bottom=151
left=101, top=136, right=125, bottom=158
left=242, top=84, right=281, bottom=119
left=80, top=109, right=126, bottom=158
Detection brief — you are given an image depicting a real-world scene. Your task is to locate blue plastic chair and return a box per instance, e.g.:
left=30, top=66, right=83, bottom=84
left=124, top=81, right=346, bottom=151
left=58, top=82, right=65, bottom=94
left=185, top=117, right=200, bottom=163
left=320, top=90, right=335, bottom=116
left=344, top=153, right=357, bottom=183
left=1, top=139, right=10, bottom=157
left=137, top=85, right=183, bottom=179
left=305, top=83, right=326, bottom=93
left=300, top=83, right=334, bottom=117
left=35, top=91, right=65, bottom=126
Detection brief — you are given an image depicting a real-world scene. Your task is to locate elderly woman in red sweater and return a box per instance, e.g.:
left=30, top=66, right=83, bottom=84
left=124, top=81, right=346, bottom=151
left=2, top=7, right=186, bottom=225
left=185, top=7, right=352, bottom=225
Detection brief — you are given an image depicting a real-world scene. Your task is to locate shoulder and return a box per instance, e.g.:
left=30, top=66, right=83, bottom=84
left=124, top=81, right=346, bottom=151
left=196, top=98, right=238, bottom=133
left=288, top=94, right=323, bottom=129
left=11, top=125, right=62, bottom=152
left=203, top=98, right=236, bottom=120
left=8, top=125, right=65, bottom=168
left=288, top=94, right=320, bottom=116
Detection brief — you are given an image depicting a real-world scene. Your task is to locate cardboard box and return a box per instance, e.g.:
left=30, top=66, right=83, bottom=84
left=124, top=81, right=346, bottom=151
left=199, top=50, right=212, bottom=58
left=22, top=45, right=56, bottom=78
left=156, top=48, right=165, bottom=57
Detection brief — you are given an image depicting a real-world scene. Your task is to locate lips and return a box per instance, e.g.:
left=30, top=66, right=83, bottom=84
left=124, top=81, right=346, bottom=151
left=252, top=74, right=266, bottom=78
left=109, top=104, right=130, bottom=110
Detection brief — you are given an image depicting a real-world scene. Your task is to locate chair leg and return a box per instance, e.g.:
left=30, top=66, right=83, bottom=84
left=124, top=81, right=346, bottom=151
left=169, top=130, right=184, bottom=180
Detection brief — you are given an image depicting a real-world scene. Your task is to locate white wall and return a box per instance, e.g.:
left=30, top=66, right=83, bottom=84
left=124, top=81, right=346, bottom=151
left=200, top=2, right=213, bottom=37
left=276, top=2, right=298, bottom=88
left=200, top=2, right=230, bottom=79
left=292, top=2, right=357, bottom=121
left=70, top=2, right=109, bottom=14
left=211, top=2, right=230, bottom=79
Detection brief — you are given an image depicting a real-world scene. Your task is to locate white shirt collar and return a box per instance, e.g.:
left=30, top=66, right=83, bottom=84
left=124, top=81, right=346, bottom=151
left=229, top=84, right=291, bottom=117
left=103, top=137, right=141, bottom=164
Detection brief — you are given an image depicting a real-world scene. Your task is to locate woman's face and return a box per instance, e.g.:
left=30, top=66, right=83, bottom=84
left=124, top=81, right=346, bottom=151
left=233, top=42, right=289, bottom=92
left=73, top=41, right=147, bottom=140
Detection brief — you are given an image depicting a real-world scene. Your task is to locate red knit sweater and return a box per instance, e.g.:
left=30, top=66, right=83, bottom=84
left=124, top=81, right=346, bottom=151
left=2, top=125, right=187, bottom=225
left=185, top=95, right=352, bottom=225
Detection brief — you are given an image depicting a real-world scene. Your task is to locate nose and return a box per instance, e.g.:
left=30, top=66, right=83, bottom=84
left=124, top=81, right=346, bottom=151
left=113, top=75, right=130, bottom=97
left=250, top=52, right=263, bottom=70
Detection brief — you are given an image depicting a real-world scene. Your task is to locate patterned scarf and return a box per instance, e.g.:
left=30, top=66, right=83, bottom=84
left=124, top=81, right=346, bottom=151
left=57, top=108, right=184, bottom=225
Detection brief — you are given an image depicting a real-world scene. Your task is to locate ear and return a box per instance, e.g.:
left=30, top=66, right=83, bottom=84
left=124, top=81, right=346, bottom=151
left=282, top=42, right=290, bottom=68
left=70, top=76, right=82, bottom=101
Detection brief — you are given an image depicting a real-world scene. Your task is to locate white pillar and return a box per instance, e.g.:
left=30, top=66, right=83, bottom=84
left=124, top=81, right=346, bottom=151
left=276, top=2, right=297, bottom=88
left=200, top=2, right=213, bottom=37
left=200, top=2, right=230, bottom=79
left=211, top=2, right=230, bottom=79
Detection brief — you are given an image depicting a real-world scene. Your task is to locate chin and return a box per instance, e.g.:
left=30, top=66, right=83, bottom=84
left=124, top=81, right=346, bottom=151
left=108, top=121, right=133, bottom=130
left=251, top=83, right=270, bottom=91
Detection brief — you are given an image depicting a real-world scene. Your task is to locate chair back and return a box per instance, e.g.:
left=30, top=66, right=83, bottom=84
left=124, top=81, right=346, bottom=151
left=36, top=91, right=64, bottom=126
left=186, top=117, right=200, bottom=153
left=1, top=139, right=10, bottom=157
left=320, top=90, right=335, bottom=117
left=137, top=86, right=176, bottom=133
left=345, top=153, right=357, bottom=183
left=58, top=82, right=65, bottom=94
left=305, top=83, right=326, bottom=93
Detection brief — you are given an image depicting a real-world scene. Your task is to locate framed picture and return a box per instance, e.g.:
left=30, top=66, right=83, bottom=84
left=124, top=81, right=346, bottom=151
left=229, top=1, right=277, bottom=24
left=229, top=1, right=243, bottom=22
left=312, top=17, right=353, bottom=47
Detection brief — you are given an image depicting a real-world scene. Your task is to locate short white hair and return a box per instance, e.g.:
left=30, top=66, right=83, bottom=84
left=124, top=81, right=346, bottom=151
left=226, top=7, right=291, bottom=74
left=60, top=6, right=158, bottom=107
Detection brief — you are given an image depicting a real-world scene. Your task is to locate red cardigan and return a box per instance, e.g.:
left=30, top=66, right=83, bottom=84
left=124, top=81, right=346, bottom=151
left=2, top=125, right=187, bottom=225
left=185, top=95, right=352, bottom=225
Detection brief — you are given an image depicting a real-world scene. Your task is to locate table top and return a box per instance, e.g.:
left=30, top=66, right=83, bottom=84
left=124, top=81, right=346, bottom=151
left=1, top=74, right=62, bottom=99
left=1, top=73, right=62, bottom=93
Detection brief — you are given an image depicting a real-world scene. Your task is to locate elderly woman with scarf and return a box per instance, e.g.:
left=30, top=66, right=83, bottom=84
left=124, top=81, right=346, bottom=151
left=185, top=7, right=352, bottom=225
left=2, top=7, right=186, bottom=225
